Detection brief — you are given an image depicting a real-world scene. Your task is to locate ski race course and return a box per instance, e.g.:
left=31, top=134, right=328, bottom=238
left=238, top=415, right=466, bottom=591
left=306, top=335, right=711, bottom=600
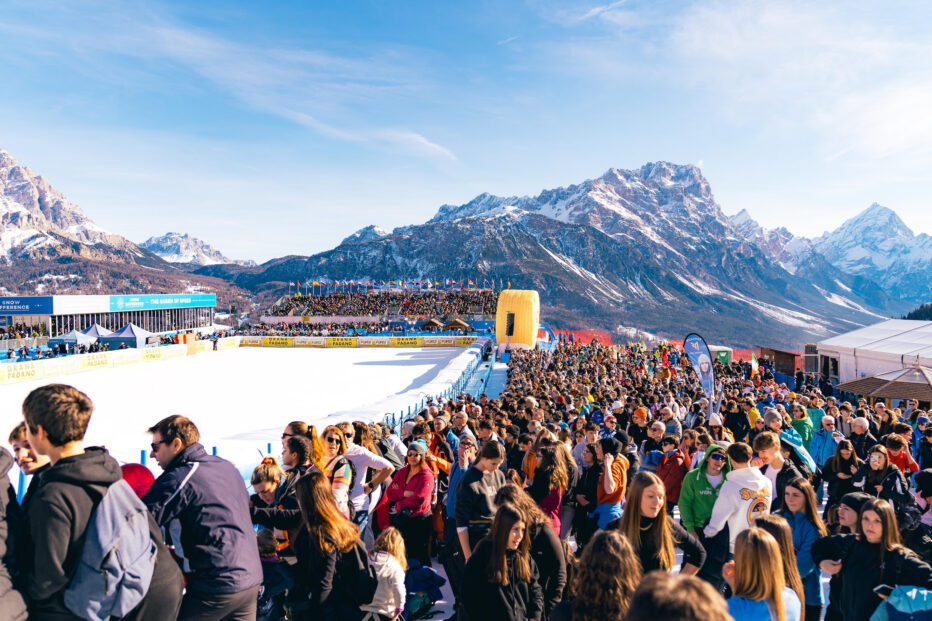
left=0, top=345, right=477, bottom=487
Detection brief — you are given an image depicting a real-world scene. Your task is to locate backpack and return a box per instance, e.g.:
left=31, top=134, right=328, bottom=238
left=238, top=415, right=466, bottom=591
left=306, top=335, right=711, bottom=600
left=340, top=541, right=378, bottom=607
left=63, top=479, right=157, bottom=621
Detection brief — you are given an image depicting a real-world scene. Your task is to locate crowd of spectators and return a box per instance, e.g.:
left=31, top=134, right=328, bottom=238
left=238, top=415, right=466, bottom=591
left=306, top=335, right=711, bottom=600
left=269, top=290, right=500, bottom=318
left=7, top=339, right=932, bottom=620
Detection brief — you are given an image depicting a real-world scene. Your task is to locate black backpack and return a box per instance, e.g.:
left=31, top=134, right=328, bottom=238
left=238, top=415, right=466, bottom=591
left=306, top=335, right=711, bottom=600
left=339, top=541, right=378, bottom=607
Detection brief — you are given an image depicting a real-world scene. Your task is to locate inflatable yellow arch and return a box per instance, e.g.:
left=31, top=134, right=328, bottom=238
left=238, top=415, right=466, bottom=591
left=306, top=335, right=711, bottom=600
left=495, top=290, right=540, bottom=350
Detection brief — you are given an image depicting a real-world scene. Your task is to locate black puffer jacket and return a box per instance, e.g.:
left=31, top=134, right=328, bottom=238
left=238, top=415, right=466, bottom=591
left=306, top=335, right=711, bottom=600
left=527, top=520, right=566, bottom=619
left=813, top=534, right=932, bottom=621
left=462, top=539, right=544, bottom=621
left=0, top=448, right=27, bottom=621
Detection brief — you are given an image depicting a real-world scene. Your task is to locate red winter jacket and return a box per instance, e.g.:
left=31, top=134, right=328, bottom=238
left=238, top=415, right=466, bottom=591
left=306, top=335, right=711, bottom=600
left=657, top=449, right=689, bottom=503
left=386, top=465, right=434, bottom=517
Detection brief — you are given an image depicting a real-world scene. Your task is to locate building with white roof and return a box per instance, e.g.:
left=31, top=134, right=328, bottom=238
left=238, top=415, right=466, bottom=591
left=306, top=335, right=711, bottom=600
left=817, top=319, right=932, bottom=384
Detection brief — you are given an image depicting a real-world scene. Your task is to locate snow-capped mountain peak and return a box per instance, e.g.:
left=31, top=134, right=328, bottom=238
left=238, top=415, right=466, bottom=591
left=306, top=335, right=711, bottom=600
left=340, top=225, right=390, bottom=245
left=140, top=232, right=242, bottom=266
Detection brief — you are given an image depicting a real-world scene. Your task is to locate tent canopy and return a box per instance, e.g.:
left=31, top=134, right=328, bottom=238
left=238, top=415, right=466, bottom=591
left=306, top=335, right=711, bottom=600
left=48, top=330, right=96, bottom=347
left=836, top=366, right=932, bottom=402
left=98, top=323, right=155, bottom=348
left=81, top=324, right=113, bottom=338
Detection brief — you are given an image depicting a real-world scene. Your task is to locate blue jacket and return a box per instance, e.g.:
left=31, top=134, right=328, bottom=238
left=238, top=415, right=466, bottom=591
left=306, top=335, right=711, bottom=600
left=446, top=459, right=472, bottom=516
left=783, top=510, right=825, bottom=606
left=143, top=443, right=262, bottom=595
left=810, top=428, right=840, bottom=469
left=728, top=587, right=801, bottom=621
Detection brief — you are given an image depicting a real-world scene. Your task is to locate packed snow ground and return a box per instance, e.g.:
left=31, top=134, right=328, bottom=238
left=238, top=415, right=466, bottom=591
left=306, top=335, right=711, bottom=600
left=0, top=346, right=469, bottom=485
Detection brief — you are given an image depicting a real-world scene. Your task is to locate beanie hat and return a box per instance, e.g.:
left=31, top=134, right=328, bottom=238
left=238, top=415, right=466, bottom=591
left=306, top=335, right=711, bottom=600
left=409, top=440, right=428, bottom=457
left=764, top=410, right=784, bottom=428
left=839, top=492, right=873, bottom=515
left=708, top=413, right=723, bottom=426
left=599, top=437, right=623, bottom=457
left=121, top=463, right=155, bottom=499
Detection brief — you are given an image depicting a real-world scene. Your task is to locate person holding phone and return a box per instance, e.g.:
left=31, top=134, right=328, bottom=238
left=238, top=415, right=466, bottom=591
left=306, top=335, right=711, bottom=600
left=812, top=498, right=932, bottom=621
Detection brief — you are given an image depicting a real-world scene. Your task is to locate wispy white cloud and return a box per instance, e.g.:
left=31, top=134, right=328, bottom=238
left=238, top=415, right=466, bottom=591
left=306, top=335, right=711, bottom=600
left=497, top=35, right=519, bottom=45
left=669, top=1, right=932, bottom=163
left=0, top=4, right=457, bottom=163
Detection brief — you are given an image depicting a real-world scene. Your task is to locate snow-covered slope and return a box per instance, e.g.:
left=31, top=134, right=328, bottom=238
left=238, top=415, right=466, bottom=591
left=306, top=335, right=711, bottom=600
left=340, top=225, right=389, bottom=245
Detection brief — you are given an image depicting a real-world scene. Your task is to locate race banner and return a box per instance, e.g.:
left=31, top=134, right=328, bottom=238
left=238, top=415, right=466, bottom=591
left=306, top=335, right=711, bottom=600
left=390, top=336, right=423, bottom=347
left=358, top=336, right=391, bottom=347
left=261, top=336, right=294, bottom=348
left=684, top=332, right=716, bottom=403
left=326, top=337, right=357, bottom=348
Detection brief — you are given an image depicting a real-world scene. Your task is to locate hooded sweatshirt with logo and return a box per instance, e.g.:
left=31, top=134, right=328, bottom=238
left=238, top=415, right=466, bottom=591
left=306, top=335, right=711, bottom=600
left=678, top=447, right=732, bottom=533
left=703, top=465, right=772, bottom=552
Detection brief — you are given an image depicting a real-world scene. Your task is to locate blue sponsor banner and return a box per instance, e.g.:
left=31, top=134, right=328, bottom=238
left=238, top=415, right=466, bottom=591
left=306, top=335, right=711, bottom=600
left=109, top=294, right=216, bottom=312
left=0, top=296, right=54, bottom=315
left=684, top=332, right=716, bottom=402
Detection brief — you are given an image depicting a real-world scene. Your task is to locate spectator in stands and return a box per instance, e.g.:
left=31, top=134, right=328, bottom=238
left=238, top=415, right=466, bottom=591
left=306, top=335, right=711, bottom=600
left=0, top=446, right=27, bottom=620
left=385, top=441, right=434, bottom=567
left=337, top=421, right=394, bottom=540
left=704, top=442, right=772, bottom=553
left=723, top=527, right=801, bottom=621
left=290, top=471, right=363, bottom=620
left=813, top=498, right=932, bottom=621
left=8, top=421, right=50, bottom=510
left=678, top=443, right=731, bottom=590
left=754, top=431, right=802, bottom=513
left=609, top=472, right=705, bottom=575
left=319, top=425, right=355, bottom=518
left=850, top=417, right=878, bottom=460
left=495, top=484, right=567, bottom=619
left=455, top=441, right=506, bottom=561
left=777, top=478, right=827, bottom=621
left=594, top=437, right=628, bottom=529
left=144, top=414, right=262, bottom=620
left=24, top=385, right=184, bottom=621
left=549, top=530, right=640, bottom=621
left=632, top=574, right=732, bottom=621
left=461, top=502, right=544, bottom=621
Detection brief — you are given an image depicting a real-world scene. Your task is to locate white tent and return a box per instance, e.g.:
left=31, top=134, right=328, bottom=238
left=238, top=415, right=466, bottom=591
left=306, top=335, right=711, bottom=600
left=817, top=319, right=932, bottom=384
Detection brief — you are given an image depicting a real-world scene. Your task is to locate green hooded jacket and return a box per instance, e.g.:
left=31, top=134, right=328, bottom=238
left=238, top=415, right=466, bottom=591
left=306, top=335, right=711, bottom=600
left=677, top=445, right=732, bottom=533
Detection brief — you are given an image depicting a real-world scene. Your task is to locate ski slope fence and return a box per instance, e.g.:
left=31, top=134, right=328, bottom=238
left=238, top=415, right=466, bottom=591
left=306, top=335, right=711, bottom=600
left=0, top=335, right=483, bottom=386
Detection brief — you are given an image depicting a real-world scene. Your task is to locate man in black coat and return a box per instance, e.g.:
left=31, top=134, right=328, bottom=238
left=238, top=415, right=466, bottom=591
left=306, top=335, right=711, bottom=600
left=144, top=414, right=262, bottom=620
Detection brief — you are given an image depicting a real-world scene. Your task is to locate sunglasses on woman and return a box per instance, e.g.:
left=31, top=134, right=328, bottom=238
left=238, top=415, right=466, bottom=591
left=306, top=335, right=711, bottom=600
left=325, top=436, right=340, bottom=444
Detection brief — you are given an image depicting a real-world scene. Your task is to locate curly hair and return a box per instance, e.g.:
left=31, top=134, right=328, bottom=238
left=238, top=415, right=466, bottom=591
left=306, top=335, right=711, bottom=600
left=572, top=530, right=642, bottom=621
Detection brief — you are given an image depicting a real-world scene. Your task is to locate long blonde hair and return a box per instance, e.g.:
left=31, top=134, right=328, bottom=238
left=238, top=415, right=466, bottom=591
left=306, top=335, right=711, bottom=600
left=733, top=527, right=787, bottom=621
left=618, top=472, right=675, bottom=571
left=754, top=515, right=805, bottom=610
left=373, top=527, right=407, bottom=571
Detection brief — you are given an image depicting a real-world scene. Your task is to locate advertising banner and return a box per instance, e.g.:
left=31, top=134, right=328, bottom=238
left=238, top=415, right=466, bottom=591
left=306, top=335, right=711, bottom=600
left=112, top=350, right=141, bottom=367
left=0, top=296, right=54, bottom=315
left=141, top=348, right=165, bottom=362
left=358, top=336, right=390, bottom=347
left=684, top=332, right=716, bottom=402
left=81, top=352, right=112, bottom=371
left=5, top=361, right=41, bottom=382
left=326, top=337, right=357, bottom=348
left=261, top=337, right=293, bottom=348
left=241, top=336, right=262, bottom=347
left=455, top=336, right=479, bottom=347
left=390, top=336, right=423, bottom=347
left=109, top=294, right=216, bottom=312
left=423, top=336, right=456, bottom=346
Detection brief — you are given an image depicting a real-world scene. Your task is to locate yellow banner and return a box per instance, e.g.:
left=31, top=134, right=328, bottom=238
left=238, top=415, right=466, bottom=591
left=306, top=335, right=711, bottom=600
left=112, top=350, right=141, bottom=367
left=391, top=337, right=423, bottom=348
left=141, top=348, right=164, bottom=362
left=5, top=361, right=41, bottom=382
left=0, top=365, right=7, bottom=384
left=81, top=352, right=112, bottom=371
left=358, top=337, right=390, bottom=347
left=456, top=336, right=478, bottom=347
left=261, top=337, right=294, bottom=348
left=326, top=337, right=357, bottom=348
left=423, top=336, right=455, bottom=346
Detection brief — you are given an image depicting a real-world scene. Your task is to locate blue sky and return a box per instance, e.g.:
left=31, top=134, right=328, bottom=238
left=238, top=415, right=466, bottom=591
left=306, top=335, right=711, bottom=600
left=2, top=0, right=932, bottom=261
